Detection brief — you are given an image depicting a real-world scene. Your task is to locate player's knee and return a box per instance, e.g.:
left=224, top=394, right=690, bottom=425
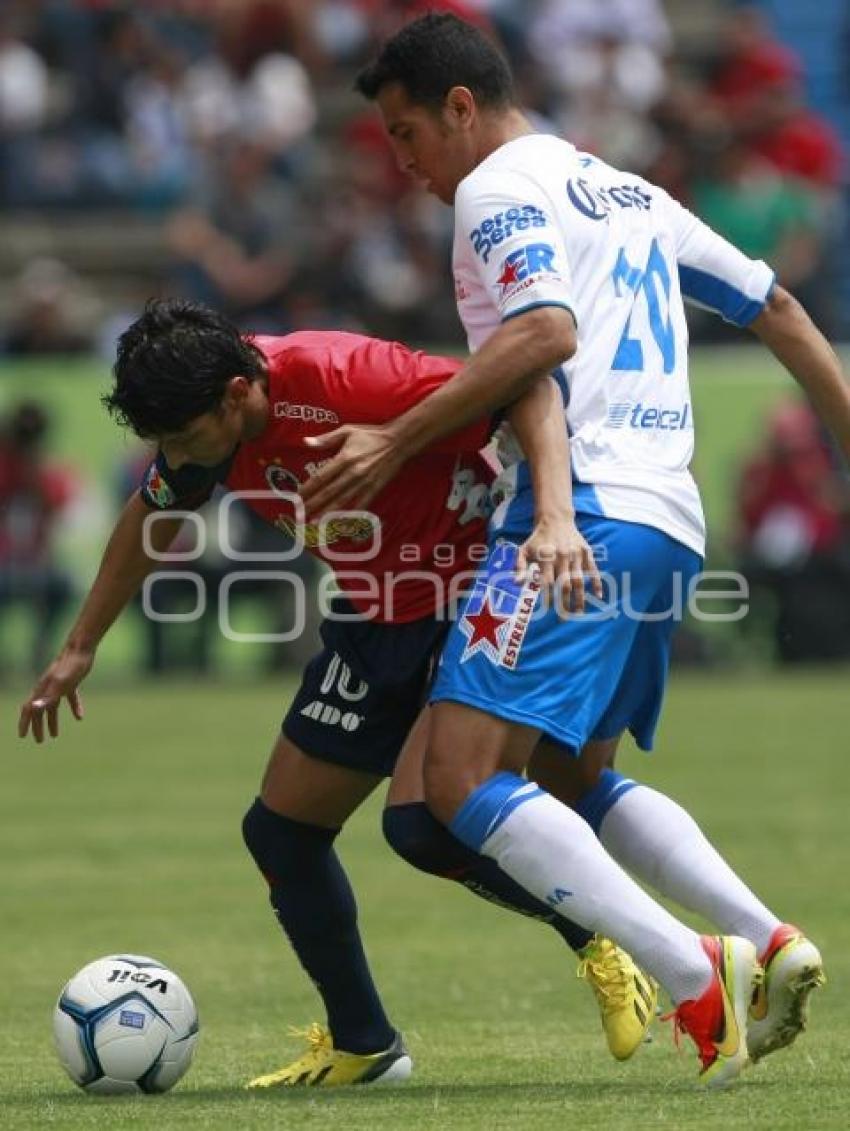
left=422, top=751, right=480, bottom=827
left=241, top=796, right=335, bottom=884
left=383, top=802, right=468, bottom=876
left=242, top=796, right=271, bottom=872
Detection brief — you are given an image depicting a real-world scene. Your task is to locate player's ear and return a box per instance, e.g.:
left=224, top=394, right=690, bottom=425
left=444, top=86, right=475, bottom=130
left=225, top=375, right=251, bottom=403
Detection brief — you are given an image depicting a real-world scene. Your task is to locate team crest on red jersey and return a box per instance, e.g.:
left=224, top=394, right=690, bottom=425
left=265, top=463, right=300, bottom=499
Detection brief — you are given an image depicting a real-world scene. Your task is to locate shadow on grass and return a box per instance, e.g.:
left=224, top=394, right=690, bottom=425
left=13, top=1075, right=788, bottom=1108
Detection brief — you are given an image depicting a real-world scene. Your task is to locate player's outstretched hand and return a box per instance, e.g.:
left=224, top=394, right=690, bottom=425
left=300, top=424, right=405, bottom=514
left=18, top=647, right=93, bottom=743
left=516, top=515, right=603, bottom=614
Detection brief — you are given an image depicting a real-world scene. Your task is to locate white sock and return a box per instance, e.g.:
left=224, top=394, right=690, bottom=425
left=482, top=787, right=713, bottom=1002
left=599, top=785, right=781, bottom=955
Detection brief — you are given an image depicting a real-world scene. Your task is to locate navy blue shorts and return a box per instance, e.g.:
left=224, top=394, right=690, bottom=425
left=283, top=600, right=449, bottom=777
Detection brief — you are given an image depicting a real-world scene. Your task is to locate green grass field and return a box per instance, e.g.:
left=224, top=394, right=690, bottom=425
left=2, top=671, right=848, bottom=1130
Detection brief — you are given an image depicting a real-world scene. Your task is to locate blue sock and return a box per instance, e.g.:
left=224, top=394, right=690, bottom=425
left=242, top=798, right=394, bottom=1055
left=573, top=769, right=637, bottom=835
left=384, top=802, right=593, bottom=953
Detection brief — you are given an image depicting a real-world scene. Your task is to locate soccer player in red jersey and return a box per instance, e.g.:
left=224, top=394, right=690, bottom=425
left=18, top=299, right=649, bottom=1087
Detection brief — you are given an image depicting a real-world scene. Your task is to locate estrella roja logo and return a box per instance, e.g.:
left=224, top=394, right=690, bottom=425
left=495, top=243, right=558, bottom=298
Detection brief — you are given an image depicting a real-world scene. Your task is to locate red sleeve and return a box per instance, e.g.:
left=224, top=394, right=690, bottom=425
left=279, top=333, right=493, bottom=454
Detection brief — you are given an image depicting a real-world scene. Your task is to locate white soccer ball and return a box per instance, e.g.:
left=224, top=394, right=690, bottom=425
left=53, top=954, right=199, bottom=1095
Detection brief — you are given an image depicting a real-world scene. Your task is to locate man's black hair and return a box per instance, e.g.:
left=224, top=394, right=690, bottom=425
left=355, top=12, right=515, bottom=110
left=104, top=298, right=265, bottom=438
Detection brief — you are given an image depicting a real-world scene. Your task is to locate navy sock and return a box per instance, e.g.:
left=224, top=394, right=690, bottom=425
left=573, top=769, right=637, bottom=835
left=242, top=797, right=395, bottom=1055
left=383, top=802, right=593, bottom=953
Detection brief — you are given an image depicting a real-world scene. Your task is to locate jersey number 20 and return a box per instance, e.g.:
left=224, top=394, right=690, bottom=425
left=611, top=238, right=676, bottom=374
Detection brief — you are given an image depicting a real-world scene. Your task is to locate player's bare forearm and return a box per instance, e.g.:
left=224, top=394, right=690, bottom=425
left=64, top=493, right=183, bottom=653
left=507, top=375, right=574, bottom=521
left=18, top=494, right=184, bottom=742
left=751, top=286, right=850, bottom=461
left=509, top=376, right=602, bottom=608
left=299, top=307, right=577, bottom=514
left=391, top=306, right=577, bottom=459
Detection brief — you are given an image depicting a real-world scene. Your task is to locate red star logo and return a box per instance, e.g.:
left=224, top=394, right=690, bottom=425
left=464, top=595, right=509, bottom=650
left=496, top=259, right=521, bottom=289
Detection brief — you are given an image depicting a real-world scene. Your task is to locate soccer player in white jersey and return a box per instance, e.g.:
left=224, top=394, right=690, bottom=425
left=299, top=13, right=850, bottom=1085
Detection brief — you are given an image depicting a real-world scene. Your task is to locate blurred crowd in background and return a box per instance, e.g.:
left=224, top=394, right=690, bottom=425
left=1, top=0, right=848, bottom=347
left=2, top=0, right=850, bottom=673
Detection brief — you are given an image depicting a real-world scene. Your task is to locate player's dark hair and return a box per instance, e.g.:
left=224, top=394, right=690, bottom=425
left=105, top=299, right=265, bottom=438
left=355, top=12, right=515, bottom=110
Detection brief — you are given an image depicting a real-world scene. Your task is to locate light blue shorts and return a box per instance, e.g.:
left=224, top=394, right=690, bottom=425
left=430, top=516, right=702, bottom=754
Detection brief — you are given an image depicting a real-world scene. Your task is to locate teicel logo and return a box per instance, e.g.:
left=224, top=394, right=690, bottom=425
left=495, top=243, right=559, bottom=300
left=606, top=402, right=693, bottom=431
left=274, top=401, right=339, bottom=425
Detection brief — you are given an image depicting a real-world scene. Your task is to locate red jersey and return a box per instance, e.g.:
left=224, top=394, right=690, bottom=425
left=139, top=331, right=494, bottom=622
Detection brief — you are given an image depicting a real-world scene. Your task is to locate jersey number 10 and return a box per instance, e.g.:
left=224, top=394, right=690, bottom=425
left=611, top=238, right=676, bottom=375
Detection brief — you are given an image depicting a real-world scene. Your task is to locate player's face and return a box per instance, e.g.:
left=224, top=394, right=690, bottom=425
left=159, top=377, right=260, bottom=470
left=159, top=409, right=241, bottom=471
left=376, top=82, right=476, bottom=204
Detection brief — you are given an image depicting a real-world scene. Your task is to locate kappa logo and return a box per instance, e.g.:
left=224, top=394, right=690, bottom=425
left=274, top=401, right=339, bottom=425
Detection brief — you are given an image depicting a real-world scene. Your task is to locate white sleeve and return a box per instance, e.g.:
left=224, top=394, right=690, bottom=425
left=661, top=189, right=775, bottom=326
left=455, top=169, right=577, bottom=323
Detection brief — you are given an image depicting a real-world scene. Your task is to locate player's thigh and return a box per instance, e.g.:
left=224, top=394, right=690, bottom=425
left=260, top=732, right=381, bottom=828
left=528, top=735, right=622, bottom=807
left=386, top=707, right=430, bottom=807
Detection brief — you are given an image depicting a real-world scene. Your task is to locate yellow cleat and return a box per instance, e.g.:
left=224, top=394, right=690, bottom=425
left=246, top=1024, right=412, bottom=1088
left=577, top=936, right=657, bottom=1060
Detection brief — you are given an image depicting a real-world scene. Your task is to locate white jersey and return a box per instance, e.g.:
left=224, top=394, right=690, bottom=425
left=452, top=133, right=775, bottom=556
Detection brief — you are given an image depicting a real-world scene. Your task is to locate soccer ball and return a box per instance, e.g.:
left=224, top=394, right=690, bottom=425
left=53, top=954, right=199, bottom=1094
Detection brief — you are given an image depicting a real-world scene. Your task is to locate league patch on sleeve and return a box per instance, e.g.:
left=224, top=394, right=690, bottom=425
left=494, top=242, right=564, bottom=305
left=144, top=464, right=176, bottom=508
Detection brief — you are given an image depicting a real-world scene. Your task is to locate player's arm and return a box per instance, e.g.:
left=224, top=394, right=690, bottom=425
left=18, top=493, right=184, bottom=743
left=665, top=187, right=850, bottom=458
left=749, top=285, right=850, bottom=461
left=301, top=305, right=577, bottom=514
left=300, top=173, right=577, bottom=514
left=509, top=376, right=602, bottom=610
